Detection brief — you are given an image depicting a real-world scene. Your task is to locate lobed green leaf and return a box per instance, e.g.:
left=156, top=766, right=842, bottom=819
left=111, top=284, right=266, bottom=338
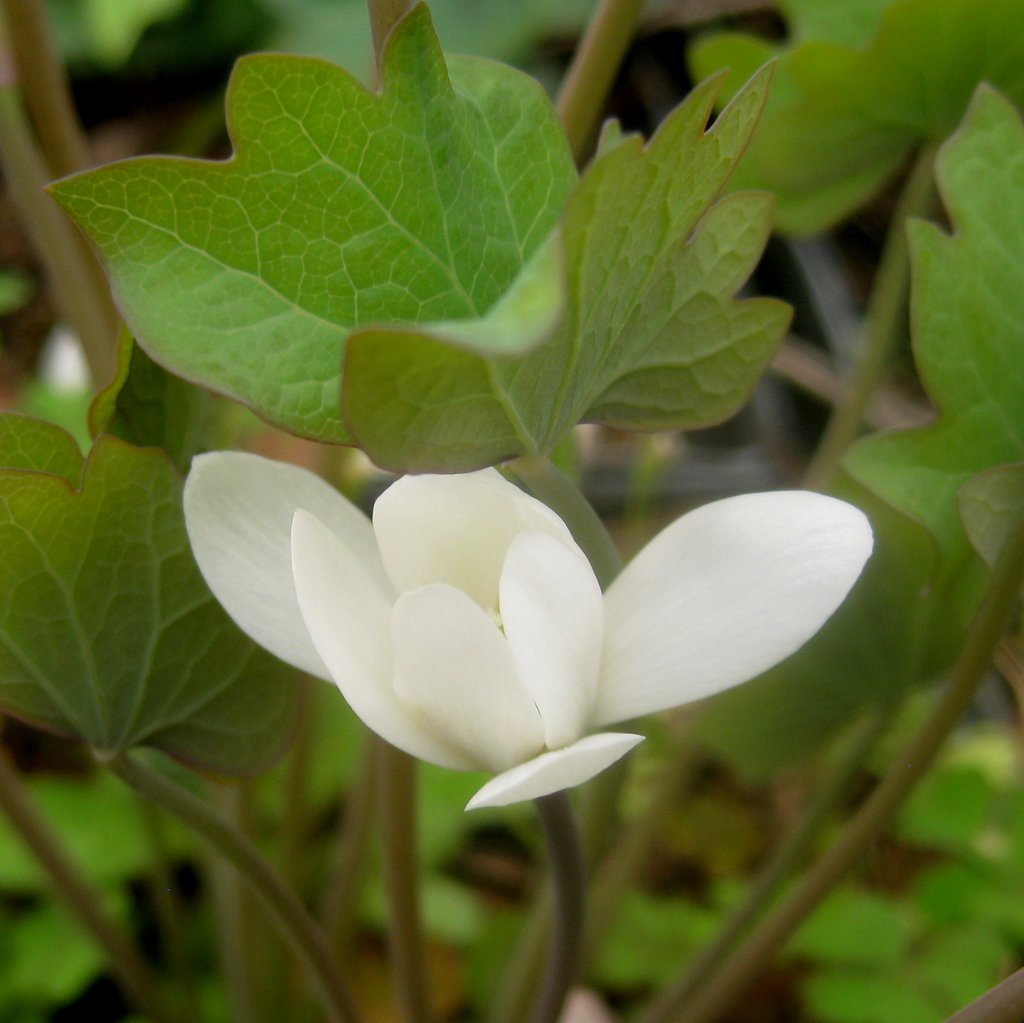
left=0, top=415, right=298, bottom=773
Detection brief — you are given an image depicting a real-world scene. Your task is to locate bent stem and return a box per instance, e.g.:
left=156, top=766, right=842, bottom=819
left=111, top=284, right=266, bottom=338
left=103, top=752, right=362, bottom=1023
left=556, top=0, right=646, bottom=162
left=635, top=510, right=1024, bottom=1023
left=0, top=751, right=182, bottom=1023
left=378, top=741, right=431, bottom=1023
left=804, top=143, right=938, bottom=489
left=529, top=791, right=586, bottom=1023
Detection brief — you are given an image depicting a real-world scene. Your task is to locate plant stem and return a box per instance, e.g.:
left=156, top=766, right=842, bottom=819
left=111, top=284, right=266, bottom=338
left=378, top=741, right=431, bottom=1023
left=0, top=78, right=118, bottom=385
left=528, top=792, right=586, bottom=1023
left=804, top=143, right=938, bottom=489
left=103, top=752, right=363, bottom=1023
left=634, top=508, right=1024, bottom=1023
left=556, top=0, right=646, bottom=162
left=508, top=456, right=622, bottom=588
left=941, top=965, right=1024, bottom=1023
left=208, top=781, right=264, bottom=1023
left=366, top=0, right=410, bottom=71
left=2, top=0, right=92, bottom=175
left=321, top=731, right=378, bottom=956
left=0, top=752, right=181, bottom=1023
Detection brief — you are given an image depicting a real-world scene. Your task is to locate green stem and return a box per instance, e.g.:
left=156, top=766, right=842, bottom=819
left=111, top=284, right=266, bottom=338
left=0, top=79, right=118, bottom=385
left=2, top=0, right=91, bottom=175
left=556, top=0, right=646, bottom=162
left=634, top=510, right=1024, bottom=1023
left=366, top=0, right=410, bottom=71
left=508, top=456, right=622, bottom=588
left=941, top=965, right=1024, bottom=1023
left=0, top=752, right=181, bottom=1023
left=208, top=782, right=264, bottom=1023
left=103, top=752, right=363, bottom=1023
left=633, top=712, right=885, bottom=1021
left=528, top=792, right=586, bottom=1023
left=378, top=741, right=431, bottom=1023
left=321, top=731, right=378, bottom=956
left=136, top=795, right=202, bottom=1020
left=804, top=143, right=938, bottom=489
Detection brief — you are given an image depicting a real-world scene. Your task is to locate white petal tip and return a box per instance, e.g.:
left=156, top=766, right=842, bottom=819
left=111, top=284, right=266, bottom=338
left=465, top=733, right=644, bottom=811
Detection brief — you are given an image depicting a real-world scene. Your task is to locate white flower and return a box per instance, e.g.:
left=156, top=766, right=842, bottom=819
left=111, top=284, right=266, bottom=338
left=184, top=454, right=872, bottom=810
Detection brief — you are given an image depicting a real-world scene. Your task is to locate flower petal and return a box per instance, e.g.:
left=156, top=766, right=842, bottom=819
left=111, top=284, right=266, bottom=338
left=373, top=469, right=578, bottom=611
left=291, top=509, right=469, bottom=769
left=500, top=531, right=604, bottom=750
left=184, top=451, right=384, bottom=678
left=391, top=584, right=544, bottom=772
left=594, top=491, right=873, bottom=726
left=465, top=733, right=644, bottom=810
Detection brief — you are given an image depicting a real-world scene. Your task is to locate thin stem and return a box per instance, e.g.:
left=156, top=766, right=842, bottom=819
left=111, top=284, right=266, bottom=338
left=367, top=0, right=410, bottom=72
left=529, top=792, right=586, bottom=1023
left=136, top=795, right=202, bottom=1020
left=103, top=752, right=363, bottom=1023
left=508, top=456, right=622, bottom=589
left=804, top=143, right=938, bottom=489
left=208, top=782, right=264, bottom=1023
left=378, top=741, right=431, bottom=1023
left=941, top=965, right=1024, bottom=1023
left=2, top=0, right=92, bottom=175
left=634, top=712, right=885, bottom=1020
left=0, top=80, right=119, bottom=385
left=0, top=752, right=182, bottom=1023
left=635, top=508, right=1024, bottom=1023
left=556, top=0, right=646, bottom=163
left=321, top=731, right=378, bottom=956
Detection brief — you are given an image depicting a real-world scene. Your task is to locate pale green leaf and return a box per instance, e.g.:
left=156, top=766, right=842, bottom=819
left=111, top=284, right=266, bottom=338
left=958, top=463, right=1024, bottom=569
left=51, top=4, right=575, bottom=445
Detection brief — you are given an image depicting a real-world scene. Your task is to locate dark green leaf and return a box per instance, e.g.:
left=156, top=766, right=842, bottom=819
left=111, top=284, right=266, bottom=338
left=0, top=415, right=298, bottom=773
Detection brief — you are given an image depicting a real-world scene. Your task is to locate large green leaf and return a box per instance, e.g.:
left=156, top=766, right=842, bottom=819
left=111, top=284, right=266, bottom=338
left=697, top=86, right=1024, bottom=777
left=690, top=0, right=1024, bottom=233
left=345, top=65, right=790, bottom=470
left=845, top=85, right=1024, bottom=578
left=0, top=414, right=298, bottom=773
left=51, top=4, right=575, bottom=445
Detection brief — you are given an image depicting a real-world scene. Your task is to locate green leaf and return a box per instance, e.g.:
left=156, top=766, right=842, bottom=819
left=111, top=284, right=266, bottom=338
left=958, top=463, right=1024, bottom=569
left=789, top=889, right=912, bottom=967
left=346, top=65, right=790, bottom=470
left=89, top=328, right=226, bottom=473
left=897, top=764, right=993, bottom=853
left=845, top=86, right=1024, bottom=574
left=51, top=4, right=575, bottom=446
left=690, top=0, right=1024, bottom=233
left=802, top=970, right=939, bottom=1023
left=0, top=414, right=298, bottom=773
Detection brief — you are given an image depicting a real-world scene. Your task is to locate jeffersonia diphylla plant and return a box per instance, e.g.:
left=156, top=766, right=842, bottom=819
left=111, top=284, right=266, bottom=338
left=183, top=454, right=872, bottom=810
left=3, top=0, right=1024, bottom=1022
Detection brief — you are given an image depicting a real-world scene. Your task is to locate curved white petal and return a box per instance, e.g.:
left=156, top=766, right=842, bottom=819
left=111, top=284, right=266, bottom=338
left=594, top=491, right=873, bottom=726
left=373, top=469, right=578, bottom=612
left=465, top=733, right=644, bottom=810
left=184, top=451, right=385, bottom=678
left=500, top=532, right=604, bottom=750
left=291, top=510, right=469, bottom=769
left=391, top=584, right=544, bottom=772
